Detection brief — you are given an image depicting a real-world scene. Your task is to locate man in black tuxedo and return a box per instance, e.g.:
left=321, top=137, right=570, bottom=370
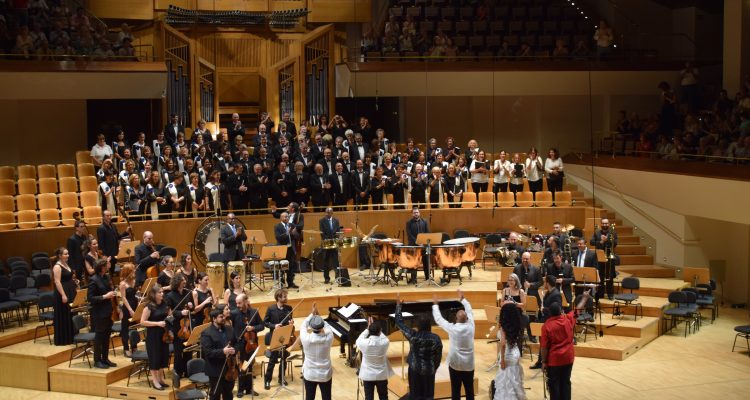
left=221, top=213, right=246, bottom=266
left=87, top=259, right=117, bottom=369
left=318, top=208, right=340, bottom=284
left=514, top=251, right=543, bottom=343
left=97, top=210, right=131, bottom=272
left=227, top=113, right=245, bottom=141
left=590, top=218, right=618, bottom=299
left=164, top=113, right=184, bottom=146
left=248, top=163, right=270, bottom=214
left=292, top=161, right=310, bottom=208
left=281, top=112, right=297, bottom=138
left=546, top=251, right=575, bottom=307
left=200, top=309, right=237, bottom=400
left=253, top=124, right=274, bottom=148
left=329, top=163, right=351, bottom=209
left=271, top=161, right=294, bottom=209
left=309, top=164, right=331, bottom=212
left=67, top=220, right=88, bottom=282
left=530, top=274, right=563, bottom=370
left=273, top=212, right=298, bottom=289
left=320, top=148, right=335, bottom=176
left=405, top=207, right=430, bottom=283
left=227, top=164, right=249, bottom=214
left=572, top=238, right=598, bottom=268
left=350, top=133, right=369, bottom=162
left=134, top=231, right=160, bottom=287
left=351, top=159, right=370, bottom=211
left=295, top=144, right=314, bottom=173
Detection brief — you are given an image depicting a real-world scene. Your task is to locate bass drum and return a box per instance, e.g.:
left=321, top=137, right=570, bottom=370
left=193, top=216, right=247, bottom=267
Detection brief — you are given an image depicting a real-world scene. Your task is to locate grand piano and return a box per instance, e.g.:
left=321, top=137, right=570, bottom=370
left=326, top=299, right=464, bottom=367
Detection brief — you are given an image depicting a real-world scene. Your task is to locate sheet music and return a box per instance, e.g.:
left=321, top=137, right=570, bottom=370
left=349, top=318, right=367, bottom=323
left=389, top=312, right=413, bottom=318
left=339, top=303, right=360, bottom=319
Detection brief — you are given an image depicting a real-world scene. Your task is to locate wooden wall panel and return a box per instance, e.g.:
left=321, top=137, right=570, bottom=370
left=218, top=73, right=261, bottom=104
left=307, top=0, right=371, bottom=23
left=85, top=0, right=155, bottom=20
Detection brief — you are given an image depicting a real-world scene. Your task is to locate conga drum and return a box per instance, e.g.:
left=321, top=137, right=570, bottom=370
left=226, top=261, right=246, bottom=288
left=205, top=262, right=225, bottom=299
left=321, top=239, right=338, bottom=250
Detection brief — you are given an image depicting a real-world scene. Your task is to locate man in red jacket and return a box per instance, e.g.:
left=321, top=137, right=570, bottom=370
left=540, top=290, right=591, bottom=400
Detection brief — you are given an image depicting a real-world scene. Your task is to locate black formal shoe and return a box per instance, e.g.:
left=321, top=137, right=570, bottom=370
left=94, top=361, right=109, bottom=369
left=237, top=390, right=244, bottom=398
left=529, top=336, right=538, bottom=344
left=105, top=360, right=117, bottom=367
left=264, top=381, right=271, bottom=390
left=324, top=279, right=331, bottom=284
left=529, top=362, right=542, bottom=370
left=288, top=284, right=299, bottom=289
left=159, top=383, right=170, bottom=388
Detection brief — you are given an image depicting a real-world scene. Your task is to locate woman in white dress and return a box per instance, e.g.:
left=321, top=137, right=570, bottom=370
left=493, top=303, right=527, bottom=400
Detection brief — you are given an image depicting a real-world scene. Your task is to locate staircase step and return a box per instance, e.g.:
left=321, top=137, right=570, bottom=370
left=617, top=245, right=646, bottom=255
left=619, top=235, right=640, bottom=245
left=570, top=190, right=585, bottom=198
left=616, top=226, right=633, bottom=235
left=618, top=264, right=675, bottom=278
left=619, top=254, right=654, bottom=265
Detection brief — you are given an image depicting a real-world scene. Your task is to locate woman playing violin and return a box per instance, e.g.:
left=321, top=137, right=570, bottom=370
left=166, top=273, right=194, bottom=386
left=118, top=264, right=138, bottom=358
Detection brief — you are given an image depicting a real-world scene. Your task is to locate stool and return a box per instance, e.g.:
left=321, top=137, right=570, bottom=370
left=732, top=325, right=750, bottom=355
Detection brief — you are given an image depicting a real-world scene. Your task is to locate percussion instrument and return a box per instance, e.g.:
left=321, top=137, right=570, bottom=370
left=226, top=261, right=246, bottom=288
left=341, top=236, right=359, bottom=248
left=193, top=217, right=247, bottom=266
left=321, top=239, right=338, bottom=249
left=205, top=262, right=225, bottom=298
left=516, top=233, right=529, bottom=243
left=561, top=224, right=576, bottom=233
left=443, top=237, right=480, bottom=245
left=434, top=245, right=464, bottom=270
left=518, top=224, right=538, bottom=232
left=444, top=236, right=480, bottom=265
left=395, top=245, right=422, bottom=270
left=528, top=234, right=547, bottom=252
left=376, top=240, right=399, bottom=266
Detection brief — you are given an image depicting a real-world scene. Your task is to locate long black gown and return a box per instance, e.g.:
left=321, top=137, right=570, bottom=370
left=145, top=302, right=171, bottom=369
left=53, top=264, right=77, bottom=345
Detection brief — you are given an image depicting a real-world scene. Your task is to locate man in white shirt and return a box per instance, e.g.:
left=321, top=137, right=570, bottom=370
left=432, top=289, right=475, bottom=400
left=300, top=304, right=334, bottom=400
left=356, top=318, right=394, bottom=400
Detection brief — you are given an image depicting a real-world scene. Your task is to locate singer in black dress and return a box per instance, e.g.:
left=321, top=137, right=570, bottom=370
left=52, top=247, right=77, bottom=345
left=140, top=284, right=171, bottom=390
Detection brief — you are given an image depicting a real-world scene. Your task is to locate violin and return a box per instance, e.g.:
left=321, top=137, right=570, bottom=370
left=225, top=349, right=239, bottom=381
left=162, top=321, right=174, bottom=344
left=242, top=309, right=261, bottom=353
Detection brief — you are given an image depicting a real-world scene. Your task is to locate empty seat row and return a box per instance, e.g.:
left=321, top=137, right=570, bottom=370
left=0, top=191, right=100, bottom=212
left=462, top=191, right=572, bottom=208
left=0, top=175, right=99, bottom=196
left=0, top=163, right=95, bottom=181
left=0, top=206, right=102, bottom=230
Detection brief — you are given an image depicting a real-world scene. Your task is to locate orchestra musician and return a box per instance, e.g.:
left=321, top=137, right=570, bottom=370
left=221, top=212, right=246, bottom=290
left=96, top=210, right=130, bottom=271
left=66, top=220, right=87, bottom=283
left=118, top=264, right=138, bottom=358
left=192, top=272, right=216, bottom=328
left=590, top=218, right=618, bottom=300
left=318, top=207, right=340, bottom=284
left=156, top=255, right=175, bottom=292
left=513, top=252, right=542, bottom=343
left=273, top=212, right=298, bottom=289
left=140, top=284, right=177, bottom=390
left=201, top=308, right=237, bottom=400
left=178, top=253, right=197, bottom=289
left=300, top=303, right=334, bottom=400
left=224, top=271, right=247, bottom=311
left=167, top=274, right=194, bottom=388
left=134, top=231, right=160, bottom=287
left=549, top=222, right=569, bottom=248
left=231, top=294, right=264, bottom=397
left=546, top=251, right=575, bottom=307
left=405, top=207, right=430, bottom=284
left=87, top=258, right=117, bottom=369
left=263, top=289, right=293, bottom=390
left=432, top=290, right=475, bottom=400
left=530, top=275, right=563, bottom=370
left=52, top=247, right=76, bottom=345
left=572, top=238, right=597, bottom=268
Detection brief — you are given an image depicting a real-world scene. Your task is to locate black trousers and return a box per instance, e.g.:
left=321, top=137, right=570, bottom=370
left=547, top=177, right=563, bottom=200
left=265, top=349, right=289, bottom=383
left=173, top=337, right=192, bottom=376
left=597, top=262, right=615, bottom=298
left=304, top=378, right=332, bottom=400
left=120, top=306, right=132, bottom=351
left=528, top=179, right=543, bottom=196
left=237, top=351, right=254, bottom=393
left=547, top=363, right=573, bottom=400
left=449, top=367, right=474, bottom=400
left=406, top=249, right=429, bottom=282
left=471, top=182, right=488, bottom=194
left=92, top=317, right=112, bottom=362
left=408, top=368, right=435, bottom=400
left=493, top=182, right=509, bottom=193
left=322, top=248, right=339, bottom=282
left=509, top=183, right=524, bottom=195
left=363, top=380, right=388, bottom=400
left=209, top=376, right=235, bottom=400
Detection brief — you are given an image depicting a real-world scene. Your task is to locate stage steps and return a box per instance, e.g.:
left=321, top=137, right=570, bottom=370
left=49, top=352, right=133, bottom=397
left=618, top=264, right=676, bottom=278
left=0, top=339, right=74, bottom=390
left=108, top=378, right=175, bottom=400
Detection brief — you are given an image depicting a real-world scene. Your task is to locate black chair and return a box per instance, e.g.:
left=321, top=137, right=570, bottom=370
left=208, top=253, right=223, bottom=262
left=612, top=277, right=642, bottom=320
left=126, top=329, right=151, bottom=387
left=453, top=229, right=471, bottom=239
left=6, top=256, right=25, bottom=266
left=662, top=291, right=694, bottom=337
left=0, top=275, right=9, bottom=289
left=186, top=358, right=210, bottom=387
left=33, top=292, right=55, bottom=344
left=31, top=251, right=49, bottom=259
left=111, top=321, right=122, bottom=357
left=9, top=275, right=39, bottom=320
left=481, top=233, right=503, bottom=270
left=31, top=257, right=50, bottom=277
left=732, top=325, right=750, bottom=355
left=0, top=288, right=22, bottom=331
left=69, top=314, right=96, bottom=368
left=682, top=290, right=701, bottom=333
left=695, top=282, right=718, bottom=322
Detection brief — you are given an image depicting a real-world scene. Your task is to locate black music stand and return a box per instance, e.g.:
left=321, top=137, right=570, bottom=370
left=244, top=230, right=267, bottom=291
left=417, top=233, right=444, bottom=288
left=573, top=267, right=601, bottom=339
left=269, top=324, right=297, bottom=397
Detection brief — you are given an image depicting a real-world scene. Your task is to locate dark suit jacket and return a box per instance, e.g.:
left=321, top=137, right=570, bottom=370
left=546, top=262, right=574, bottom=305
left=270, top=170, right=294, bottom=201
left=351, top=170, right=371, bottom=198
left=87, top=273, right=114, bottom=320
left=572, top=248, right=598, bottom=268
left=590, top=229, right=618, bottom=250
left=97, top=222, right=128, bottom=258
left=350, top=143, right=369, bottom=161
left=274, top=222, right=295, bottom=261
left=406, top=218, right=429, bottom=246
left=514, top=264, right=543, bottom=299
left=67, top=233, right=86, bottom=273
left=319, top=216, right=340, bottom=240
left=163, top=123, right=185, bottom=145
left=200, top=323, right=234, bottom=378
left=135, top=243, right=160, bottom=286
left=542, top=287, right=563, bottom=318
left=328, top=172, right=351, bottom=204
left=227, top=122, right=245, bottom=140
left=288, top=212, right=304, bottom=238
left=309, top=173, right=331, bottom=205
left=247, top=173, right=269, bottom=206
left=221, top=223, right=247, bottom=262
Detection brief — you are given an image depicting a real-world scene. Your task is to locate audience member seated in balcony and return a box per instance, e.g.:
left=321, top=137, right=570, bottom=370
left=570, top=39, right=592, bottom=59
left=35, top=39, right=53, bottom=60
left=382, top=32, right=398, bottom=53
left=69, top=7, right=90, bottom=32
left=54, top=36, right=74, bottom=59
left=385, top=15, right=400, bottom=38
left=552, top=38, right=569, bottom=60
left=14, top=24, right=33, bottom=58
left=444, top=39, right=458, bottom=60
left=48, top=20, right=68, bottom=47
left=477, top=0, right=490, bottom=21
left=399, top=29, right=413, bottom=52
left=74, top=26, right=95, bottom=55
left=92, top=40, right=115, bottom=61
left=594, top=20, right=614, bottom=58
left=118, top=37, right=136, bottom=60
left=118, top=23, right=133, bottom=47
left=429, top=29, right=447, bottom=57
left=413, top=27, right=430, bottom=54
left=361, top=24, right=376, bottom=55
left=402, top=14, right=415, bottom=37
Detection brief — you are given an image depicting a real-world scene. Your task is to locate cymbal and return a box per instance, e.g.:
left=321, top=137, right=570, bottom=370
left=302, top=229, right=322, bottom=235
left=518, top=224, right=538, bottom=232
left=561, top=224, right=576, bottom=232
left=516, top=233, right=529, bottom=242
